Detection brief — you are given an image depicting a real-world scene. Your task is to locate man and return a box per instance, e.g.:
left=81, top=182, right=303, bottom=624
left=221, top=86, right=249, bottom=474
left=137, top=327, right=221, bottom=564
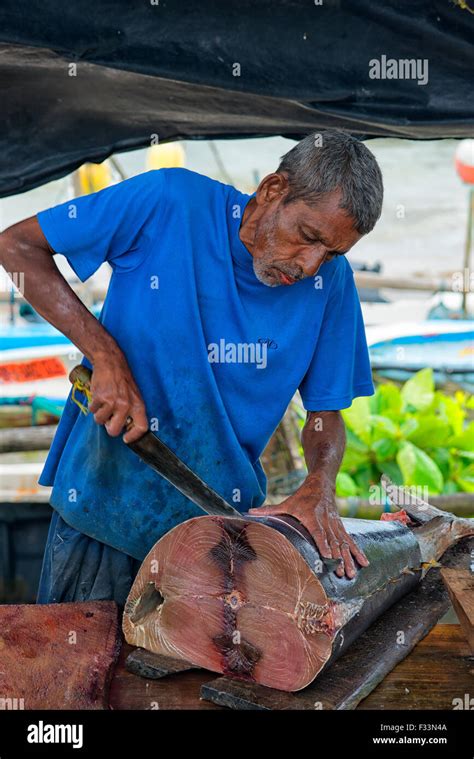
left=0, top=130, right=383, bottom=605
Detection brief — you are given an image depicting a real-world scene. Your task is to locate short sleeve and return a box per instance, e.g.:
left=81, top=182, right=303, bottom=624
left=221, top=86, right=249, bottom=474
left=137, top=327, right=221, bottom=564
left=299, top=257, right=374, bottom=411
left=37, top=170, right=166, bottom=282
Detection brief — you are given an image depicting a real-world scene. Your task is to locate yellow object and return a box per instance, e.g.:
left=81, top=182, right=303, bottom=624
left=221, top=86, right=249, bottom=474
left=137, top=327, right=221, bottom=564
left=146, top=142, right=186, bottom=170
left=77, top=162, right=113, bottom=194
left=71, top=375, right=92, bottom=415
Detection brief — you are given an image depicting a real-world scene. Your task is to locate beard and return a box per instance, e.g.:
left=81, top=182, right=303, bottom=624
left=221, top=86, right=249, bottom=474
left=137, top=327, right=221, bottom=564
left=253, top=257, right=281, bottom=287
left=253, top=258, right=305, bottom=287
left=252, top=234, right=305, bottom=287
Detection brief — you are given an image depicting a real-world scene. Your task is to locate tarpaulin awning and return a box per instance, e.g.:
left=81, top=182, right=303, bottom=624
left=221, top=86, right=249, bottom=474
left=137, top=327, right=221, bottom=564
left=0, top=0, right=473, bottom=197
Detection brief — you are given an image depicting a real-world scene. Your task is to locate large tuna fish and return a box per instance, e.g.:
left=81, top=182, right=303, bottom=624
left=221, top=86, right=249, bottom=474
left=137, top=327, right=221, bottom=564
left=123, top=477, right=474, bottom=692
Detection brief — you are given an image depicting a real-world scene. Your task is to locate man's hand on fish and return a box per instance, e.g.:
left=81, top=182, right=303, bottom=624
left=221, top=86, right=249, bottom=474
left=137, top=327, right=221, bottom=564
left=249, top=475, right=369, bottom=579
left=249, top=409, right=369, bottom=579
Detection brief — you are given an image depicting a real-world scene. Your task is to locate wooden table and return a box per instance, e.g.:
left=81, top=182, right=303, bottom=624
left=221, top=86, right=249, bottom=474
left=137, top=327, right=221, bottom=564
left=109, top=624, right=473, bottom=710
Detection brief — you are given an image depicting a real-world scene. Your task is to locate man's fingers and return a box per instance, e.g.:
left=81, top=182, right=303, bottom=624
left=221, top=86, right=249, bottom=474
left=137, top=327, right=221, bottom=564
left=104, top=405, right=130, bottom=436
left=351, top=543, right=370, bottom=568
left=92, top=402, right=114, bottom=425
left=340, top=542, right=357, bottom=579
left=123, top=420, right=148, bottom=443
left=88, top=385, right=148, bottom=441
left=307, top=522, right=333, bottom=560
left=331, top=519, right=370, bottom=571
left=328, top=536, right=344, bottom=577
left=88, top=397, right=103, bottom=414
left=123, top=400, right=149, bottom=443
left=343, top=535, right=370, bottom=568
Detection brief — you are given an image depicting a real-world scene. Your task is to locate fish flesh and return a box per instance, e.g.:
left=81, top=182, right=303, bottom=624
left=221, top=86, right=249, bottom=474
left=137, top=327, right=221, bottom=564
left=123, top=478, right=474, bottom=692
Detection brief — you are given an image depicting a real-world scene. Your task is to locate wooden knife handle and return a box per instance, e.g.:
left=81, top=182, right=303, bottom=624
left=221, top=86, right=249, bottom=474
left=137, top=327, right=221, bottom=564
left=68, top=364, right=134, bottom=432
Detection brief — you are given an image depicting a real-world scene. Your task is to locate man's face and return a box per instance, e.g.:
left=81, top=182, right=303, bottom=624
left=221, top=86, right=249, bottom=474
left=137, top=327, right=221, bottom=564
left=240, top=174, right=363, bottom=287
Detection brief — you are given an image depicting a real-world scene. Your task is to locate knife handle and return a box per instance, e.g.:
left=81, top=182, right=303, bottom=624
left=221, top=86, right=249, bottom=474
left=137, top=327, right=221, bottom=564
left=69, top=364, right=134, bottom=433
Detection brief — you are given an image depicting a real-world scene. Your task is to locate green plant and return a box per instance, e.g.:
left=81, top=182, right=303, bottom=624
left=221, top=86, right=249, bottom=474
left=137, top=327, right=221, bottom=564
left=335, top=369, right=474, bottom=498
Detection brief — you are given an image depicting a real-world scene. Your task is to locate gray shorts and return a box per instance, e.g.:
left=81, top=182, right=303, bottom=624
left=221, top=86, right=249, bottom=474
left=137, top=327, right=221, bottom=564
left=36, top=509, right=142, bottom=607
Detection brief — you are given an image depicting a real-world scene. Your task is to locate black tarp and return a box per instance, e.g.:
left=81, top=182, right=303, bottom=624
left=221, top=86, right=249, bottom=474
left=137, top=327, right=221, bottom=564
left=0, top=0, right=473, bottom=197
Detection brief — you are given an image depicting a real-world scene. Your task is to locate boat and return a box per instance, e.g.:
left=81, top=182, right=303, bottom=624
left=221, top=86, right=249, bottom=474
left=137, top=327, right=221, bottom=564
left=366, top=319, right=474, bottom=390
left=0, top=344, right=77, bottom=427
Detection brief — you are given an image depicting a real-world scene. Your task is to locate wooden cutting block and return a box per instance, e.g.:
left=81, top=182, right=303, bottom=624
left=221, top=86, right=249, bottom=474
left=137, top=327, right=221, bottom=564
left=200, top=537, right=474, bottom=709
left=440, top=568, right=474, bottom=653
left=0, top=601, right=121, bottom=709
left=125, top=648, right=198, bottom=679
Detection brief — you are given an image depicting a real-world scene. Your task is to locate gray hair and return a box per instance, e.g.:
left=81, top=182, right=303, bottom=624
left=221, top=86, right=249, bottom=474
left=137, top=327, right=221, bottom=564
left=277, top=130, right=383, bottom=235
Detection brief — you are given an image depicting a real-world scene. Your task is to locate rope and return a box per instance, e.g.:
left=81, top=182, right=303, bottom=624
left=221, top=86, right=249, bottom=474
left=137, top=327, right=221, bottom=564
left=71, top=376, right=92, bottom=415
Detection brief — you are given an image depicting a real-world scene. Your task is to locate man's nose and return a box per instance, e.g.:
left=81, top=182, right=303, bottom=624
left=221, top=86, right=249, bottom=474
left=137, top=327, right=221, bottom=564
left=296, top=247, right=327, bottom=278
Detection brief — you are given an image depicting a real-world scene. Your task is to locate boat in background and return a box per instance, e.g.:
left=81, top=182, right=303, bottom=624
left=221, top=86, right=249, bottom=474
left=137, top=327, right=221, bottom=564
left=0, top=344, right=77, bottom=427
left=367, top=319, right=474, bottom=390
left=0, top=320, right=71, bottom=351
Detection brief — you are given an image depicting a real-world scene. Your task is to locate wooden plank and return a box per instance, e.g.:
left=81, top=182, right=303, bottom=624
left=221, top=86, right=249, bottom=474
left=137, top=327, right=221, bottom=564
left=109, top=643, right=222, bottom=710
left=441, top=568, right=474, bottom=654
left=0, top=424, right=56, bottom=453
left=200, top=537, right=474, bottom=710
left=110, top=626, right=471, bottom=710
left=359, top=625, right=473, bottom=710
left=125, top=648, right=198, bottom=679
left=354, top=271, right=449, bottom=292
left=336, top=493, right=474, bottom=519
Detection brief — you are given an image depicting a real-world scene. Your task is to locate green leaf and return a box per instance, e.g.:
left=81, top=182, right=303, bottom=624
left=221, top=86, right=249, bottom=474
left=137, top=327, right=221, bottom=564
left=406, top=415, right=451, bottom=448
left=457, top=476, right=474, bottom=493
left=345, top=427, right=370, bottom=452
left=456, top=449, right=474, bottom=461
left=396, top=441, right=444, bottom=494
left=430, top=447, right=451, bottom=479
left=455, top=463, right=474, bottom=492
left=342, top=396, right=371, bottom=445
left=436, top=393, right=465, bottom=437
left=399, top=417, right=419, bottom=438
left=375, top=460, right=403, bottom=485
left=340, top=447, right=369, bottom=472
left=353, top=464, right=377, bottom=495
left=401, top=368, right=435, bottom=413
left=340, top=428, right=370, bottom=472
left=449, top=421, right=474, bottom=450
left=336, top=472, right=358, bottom=497
left=370, top=414, right=398, bottom=442
left=443, top=480, right=460, bottom=494
left=372, top=437, right=399, bottom=462
left=370, top=383, right=402, bottom=419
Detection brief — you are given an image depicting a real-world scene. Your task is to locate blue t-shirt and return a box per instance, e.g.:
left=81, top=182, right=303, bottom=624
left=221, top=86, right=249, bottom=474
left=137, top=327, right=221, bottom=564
left=37, top=168, right=374, bottom=560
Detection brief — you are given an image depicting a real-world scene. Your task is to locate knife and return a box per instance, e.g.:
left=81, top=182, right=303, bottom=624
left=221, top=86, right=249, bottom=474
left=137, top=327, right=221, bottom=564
left=69, top=364, right=243, bottom=518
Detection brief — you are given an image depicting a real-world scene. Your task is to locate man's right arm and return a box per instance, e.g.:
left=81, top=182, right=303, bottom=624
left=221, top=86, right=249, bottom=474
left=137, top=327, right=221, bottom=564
left=0, top=216, right=148, bottom=442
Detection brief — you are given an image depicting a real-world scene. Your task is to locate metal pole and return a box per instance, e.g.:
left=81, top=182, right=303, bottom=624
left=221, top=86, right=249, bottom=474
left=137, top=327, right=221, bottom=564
left=462, top=187, right=474, bottom=317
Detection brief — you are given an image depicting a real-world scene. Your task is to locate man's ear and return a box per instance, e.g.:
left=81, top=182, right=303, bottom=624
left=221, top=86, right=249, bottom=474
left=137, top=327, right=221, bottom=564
left=255, top=172, right=290, bottom=205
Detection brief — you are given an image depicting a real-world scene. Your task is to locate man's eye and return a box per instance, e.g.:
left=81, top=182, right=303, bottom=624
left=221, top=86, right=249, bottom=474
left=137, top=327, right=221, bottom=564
left=302, top=232, right=317, bottom=243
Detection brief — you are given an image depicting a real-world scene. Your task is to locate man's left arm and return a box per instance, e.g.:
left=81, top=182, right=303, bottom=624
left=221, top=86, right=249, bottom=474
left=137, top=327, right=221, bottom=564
left=249, top=409, right=369, bottom=578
